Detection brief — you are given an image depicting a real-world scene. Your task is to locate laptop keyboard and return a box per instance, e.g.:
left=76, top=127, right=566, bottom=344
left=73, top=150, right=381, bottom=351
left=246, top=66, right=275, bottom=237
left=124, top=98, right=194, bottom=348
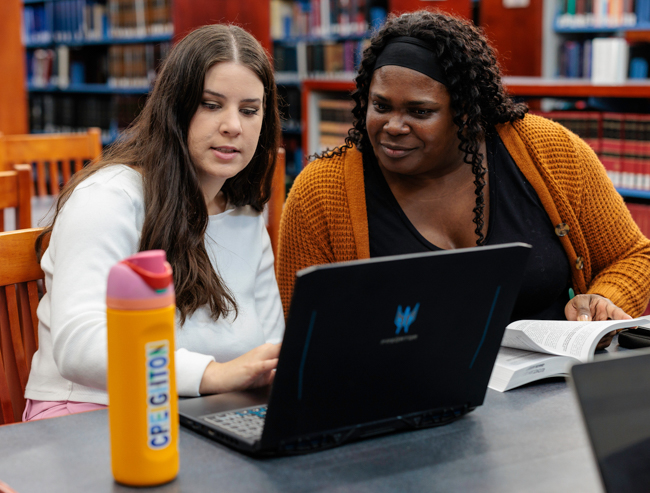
left=203, top=406, right=267, bottom=440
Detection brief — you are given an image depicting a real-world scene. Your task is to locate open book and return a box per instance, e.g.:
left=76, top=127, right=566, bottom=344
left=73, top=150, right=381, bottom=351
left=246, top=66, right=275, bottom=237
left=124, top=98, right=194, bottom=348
left=488, top=316, right=650, bottom=392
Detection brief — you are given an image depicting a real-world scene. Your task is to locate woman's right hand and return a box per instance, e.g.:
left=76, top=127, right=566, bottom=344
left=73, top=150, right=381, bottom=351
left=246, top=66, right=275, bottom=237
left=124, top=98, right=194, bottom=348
left=198, top=343, right=281, bottom=395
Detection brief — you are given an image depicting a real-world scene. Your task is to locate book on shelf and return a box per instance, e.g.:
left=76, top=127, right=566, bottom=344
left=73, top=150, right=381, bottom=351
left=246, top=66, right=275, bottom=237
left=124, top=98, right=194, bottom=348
left=556, top=0, right=637, bottom=28
left=23, top=3, right=54, bottom=44
left=622, top=114, right=650, bottom=190
left=639, top=0, right=650, bottom=24
left=30, top=49, right=55, bottom=87
left=318, top=97, right=354, bottom=152
left=592, top=37, right=629, bottom=84
left=52, top=0, right=85, bottom=43
left=489, top=316, right=650, bottom=392
left=270, top=0, right=371, bottom=39
left=558, top=39, right=592, bottom=78
left=601, top=113, right=626, bottom=188
left=24, top=0, right=172, bottom=45
left=56, top=45, right=71, bottom=88
left=83, top=1, right=108, bottom=40
left=107, top=42, right=170, bottom=87
left=274, top=38, right=368, bottom=80
left=28, top=40, right=169, bottom=89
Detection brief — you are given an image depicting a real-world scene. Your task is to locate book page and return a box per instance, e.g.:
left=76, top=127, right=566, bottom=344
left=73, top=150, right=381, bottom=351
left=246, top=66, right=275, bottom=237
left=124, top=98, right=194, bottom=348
left=501, top=316, right=650, bottom=362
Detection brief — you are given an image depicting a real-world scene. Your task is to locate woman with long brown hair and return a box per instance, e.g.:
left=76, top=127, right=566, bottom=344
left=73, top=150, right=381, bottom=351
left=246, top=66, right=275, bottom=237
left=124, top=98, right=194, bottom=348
left=23, top=24, right=284, bottom=420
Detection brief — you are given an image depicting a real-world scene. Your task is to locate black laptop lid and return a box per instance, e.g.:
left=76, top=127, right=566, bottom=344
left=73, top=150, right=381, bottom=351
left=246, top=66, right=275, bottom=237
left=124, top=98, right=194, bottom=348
left=262, top=242, right=531, bottom=447
left=571, top=351, right=650, bottom=493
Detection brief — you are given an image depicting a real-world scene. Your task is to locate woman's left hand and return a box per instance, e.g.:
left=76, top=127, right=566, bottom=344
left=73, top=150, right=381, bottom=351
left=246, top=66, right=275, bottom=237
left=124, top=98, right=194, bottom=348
left=565, top=294, right=632, bottom=350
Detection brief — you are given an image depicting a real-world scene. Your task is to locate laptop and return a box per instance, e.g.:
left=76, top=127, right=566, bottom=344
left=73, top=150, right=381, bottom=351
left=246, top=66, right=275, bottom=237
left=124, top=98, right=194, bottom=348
left=571, top=349, right=650, bottom=493
left=179, top=242, right=532, bottom=456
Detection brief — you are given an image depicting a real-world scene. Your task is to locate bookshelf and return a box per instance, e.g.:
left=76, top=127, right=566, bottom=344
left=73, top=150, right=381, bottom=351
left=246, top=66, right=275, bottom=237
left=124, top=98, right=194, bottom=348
left=301, top=79, right=355, bottom=158
left=503, top=76, right=650, bottom=98
left=14, top=0, right=273, bottom=144
left=21, top=0, right=174, bottom=145
left=545, top=0, right=650, bottom=81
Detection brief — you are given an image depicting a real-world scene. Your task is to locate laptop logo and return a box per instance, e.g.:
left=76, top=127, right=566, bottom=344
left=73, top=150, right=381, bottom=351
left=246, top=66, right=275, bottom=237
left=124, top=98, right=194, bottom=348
left=394, top=303, right=420, bottom=335
left=380, top=303, right=420, bottom=345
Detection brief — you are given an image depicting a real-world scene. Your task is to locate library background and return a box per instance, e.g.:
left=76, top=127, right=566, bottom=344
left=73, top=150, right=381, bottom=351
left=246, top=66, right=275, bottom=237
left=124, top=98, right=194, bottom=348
left=3, top=0, right=650, bottom=233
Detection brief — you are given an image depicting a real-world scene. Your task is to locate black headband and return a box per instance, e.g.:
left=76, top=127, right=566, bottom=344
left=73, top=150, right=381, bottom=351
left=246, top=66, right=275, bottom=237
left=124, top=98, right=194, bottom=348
left=373, top=36, right=448, bottom=87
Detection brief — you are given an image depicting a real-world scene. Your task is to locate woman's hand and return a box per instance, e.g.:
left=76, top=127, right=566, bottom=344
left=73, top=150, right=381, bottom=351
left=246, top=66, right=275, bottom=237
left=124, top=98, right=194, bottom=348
left=565, top=294, right=632, bottom=350
left=198, top=343, right=281, bottom=395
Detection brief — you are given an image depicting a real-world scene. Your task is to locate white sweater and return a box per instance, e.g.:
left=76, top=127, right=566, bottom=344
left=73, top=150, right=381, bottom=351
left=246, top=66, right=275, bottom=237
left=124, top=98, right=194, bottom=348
left=25, top=165, right=285, bottom=404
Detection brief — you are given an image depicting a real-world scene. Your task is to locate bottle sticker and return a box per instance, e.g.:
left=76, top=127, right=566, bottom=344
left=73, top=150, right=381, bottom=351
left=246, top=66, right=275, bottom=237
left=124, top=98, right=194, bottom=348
left=145, top=340, right=172, bottom=450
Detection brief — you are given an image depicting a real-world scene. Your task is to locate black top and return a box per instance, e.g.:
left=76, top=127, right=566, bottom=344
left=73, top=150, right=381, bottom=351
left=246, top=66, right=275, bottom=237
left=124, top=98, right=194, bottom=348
left=363, top=130, right=571, bottom=321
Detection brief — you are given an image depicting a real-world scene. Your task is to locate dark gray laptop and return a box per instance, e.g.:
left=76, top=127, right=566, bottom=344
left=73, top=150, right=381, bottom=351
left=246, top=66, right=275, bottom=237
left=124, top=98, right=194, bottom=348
left=179, top=242, right=531, bottom=456
left=571, top=349, right=650, bottom=493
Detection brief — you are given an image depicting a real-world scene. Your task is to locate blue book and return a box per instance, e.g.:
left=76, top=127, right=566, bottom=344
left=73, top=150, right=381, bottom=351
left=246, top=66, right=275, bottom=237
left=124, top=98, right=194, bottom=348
left=567, top=41, right=581, bottom=78
left=71, top=61, right=86, bottom=84
left=635, top=0, right=650, bottom=24
left=630, top=57, right=649, bottom=78
left=53, top=1, right=59, bottom=42
left=45, top=1, right=54, bottom=42
left=369, top=6, right=386, bottom=30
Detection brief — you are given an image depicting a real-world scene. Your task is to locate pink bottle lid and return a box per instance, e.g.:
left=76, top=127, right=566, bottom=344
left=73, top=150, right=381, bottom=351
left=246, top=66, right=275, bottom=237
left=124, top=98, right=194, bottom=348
left=106, top=250, right=175, bottom=310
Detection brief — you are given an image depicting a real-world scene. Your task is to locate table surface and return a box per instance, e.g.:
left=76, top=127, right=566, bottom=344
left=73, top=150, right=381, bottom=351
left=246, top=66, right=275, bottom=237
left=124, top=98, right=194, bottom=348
left=0, top=378, right=609, bottom=493
left=4, top=341, right=634, bottom=493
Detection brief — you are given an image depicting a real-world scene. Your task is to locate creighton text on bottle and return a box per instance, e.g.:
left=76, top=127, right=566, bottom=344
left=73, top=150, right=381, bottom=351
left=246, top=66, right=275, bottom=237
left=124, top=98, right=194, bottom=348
left=145, top=340, right=172, bottom=449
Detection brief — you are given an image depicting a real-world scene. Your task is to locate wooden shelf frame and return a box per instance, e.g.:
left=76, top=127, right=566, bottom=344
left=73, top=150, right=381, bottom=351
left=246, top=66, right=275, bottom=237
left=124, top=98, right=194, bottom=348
left=503, top=77, right=650, bottom=98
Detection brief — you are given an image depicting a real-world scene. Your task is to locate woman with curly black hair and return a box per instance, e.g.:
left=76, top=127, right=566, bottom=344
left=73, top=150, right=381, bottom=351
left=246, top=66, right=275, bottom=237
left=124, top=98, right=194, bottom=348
left=277, top=9, right=650, bottom=331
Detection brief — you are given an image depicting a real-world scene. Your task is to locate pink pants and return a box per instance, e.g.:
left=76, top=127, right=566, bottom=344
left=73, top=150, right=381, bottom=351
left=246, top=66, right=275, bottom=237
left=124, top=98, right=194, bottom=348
left=22, top=398, right=107, bottom=421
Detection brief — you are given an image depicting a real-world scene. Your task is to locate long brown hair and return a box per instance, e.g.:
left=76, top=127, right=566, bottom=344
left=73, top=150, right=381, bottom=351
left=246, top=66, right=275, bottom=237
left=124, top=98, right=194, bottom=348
left=37, top=24, right=282, bottom=324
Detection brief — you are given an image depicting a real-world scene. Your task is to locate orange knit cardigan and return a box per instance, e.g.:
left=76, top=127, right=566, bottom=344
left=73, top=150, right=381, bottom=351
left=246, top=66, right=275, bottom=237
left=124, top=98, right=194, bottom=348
left=277, top=113, right=650, bottom=318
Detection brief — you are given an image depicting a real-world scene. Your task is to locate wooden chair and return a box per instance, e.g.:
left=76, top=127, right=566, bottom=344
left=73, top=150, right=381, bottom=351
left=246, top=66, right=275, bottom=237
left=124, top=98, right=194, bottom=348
left=267, top=147, right=286, bottom=256
left=0, top=228, right=45, bottom=425
left=0, top=128, right=102, bottom=197
left=0, top=165, right=31, bottom=232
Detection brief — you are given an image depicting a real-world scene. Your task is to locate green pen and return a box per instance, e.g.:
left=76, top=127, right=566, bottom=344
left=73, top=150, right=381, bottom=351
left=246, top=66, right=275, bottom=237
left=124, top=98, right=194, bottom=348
left=569, top=287, right=575, bottom=300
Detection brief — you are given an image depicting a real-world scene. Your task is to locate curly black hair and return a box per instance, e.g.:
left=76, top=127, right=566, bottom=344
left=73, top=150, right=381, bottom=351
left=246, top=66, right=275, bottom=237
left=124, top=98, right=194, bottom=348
left=324, top=9, right=528, bottom=245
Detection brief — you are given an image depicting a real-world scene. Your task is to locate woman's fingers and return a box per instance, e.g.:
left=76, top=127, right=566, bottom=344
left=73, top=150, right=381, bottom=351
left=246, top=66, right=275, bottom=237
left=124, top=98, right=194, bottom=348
left=565, top=294, right=630, bottom=322
left=567, top=295, right=594, bottom=321
left=605, top=300, right=632, bottom=321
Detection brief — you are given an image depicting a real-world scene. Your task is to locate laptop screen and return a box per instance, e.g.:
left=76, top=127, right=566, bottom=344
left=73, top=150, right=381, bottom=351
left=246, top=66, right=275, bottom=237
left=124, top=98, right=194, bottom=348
left=571, top=350, right=650, bottom=493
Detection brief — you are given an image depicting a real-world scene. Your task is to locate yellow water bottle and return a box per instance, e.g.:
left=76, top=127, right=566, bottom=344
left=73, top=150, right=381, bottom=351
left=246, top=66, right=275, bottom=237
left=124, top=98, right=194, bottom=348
left=106, top=250, right=179, bottom=486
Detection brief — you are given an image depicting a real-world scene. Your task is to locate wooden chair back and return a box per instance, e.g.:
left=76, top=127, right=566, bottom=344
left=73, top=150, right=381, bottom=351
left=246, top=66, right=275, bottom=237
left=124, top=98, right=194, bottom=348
left=267, top=147, right=286, bottom=256
left=0, top=128, right=102, bottom=197
left=0, top=165, right=31, bottom=232
left=0, top=228, right=45, bottom=424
